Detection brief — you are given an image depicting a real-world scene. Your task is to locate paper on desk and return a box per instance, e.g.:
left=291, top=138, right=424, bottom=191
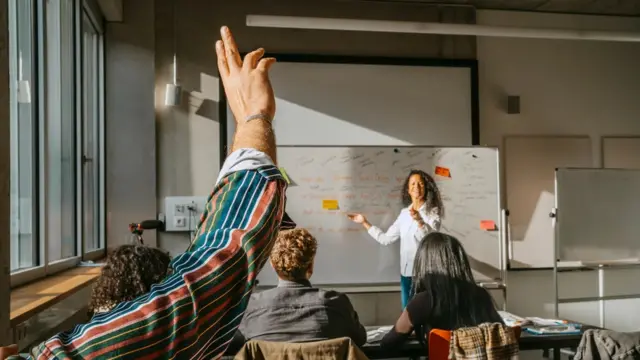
left=499, top=311, right=572, bottom=327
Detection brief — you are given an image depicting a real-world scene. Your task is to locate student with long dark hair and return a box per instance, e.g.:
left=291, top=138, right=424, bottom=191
left=380, top=232, right=503, bottom=349
left=347, top=169, right=444, bottom=309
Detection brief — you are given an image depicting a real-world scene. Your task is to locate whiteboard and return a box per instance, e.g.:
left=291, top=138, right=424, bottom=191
left=556, top=168, right=640, bottom=262
left=504, top=136, right=592, bottom=268
left=258, top=146, right=502, bottom=286
left=227, top=61, right=473, bottom=146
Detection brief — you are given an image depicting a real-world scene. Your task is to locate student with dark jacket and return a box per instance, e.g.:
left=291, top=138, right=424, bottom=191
left=237, top=228, right=367, bottom=346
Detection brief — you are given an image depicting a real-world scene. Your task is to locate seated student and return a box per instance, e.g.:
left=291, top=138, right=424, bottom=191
left=89, top=244, right=172, bottom=314
left=381, top=232, right=503, bottom=349
left=237, top=228, right=367, bottom=346
left=5, top=245, right=172, bottom=359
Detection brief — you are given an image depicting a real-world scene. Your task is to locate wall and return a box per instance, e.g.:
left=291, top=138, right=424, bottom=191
left=0, top=0, right=11, bottom=345
left=477, top=10, right=640, bottom=336
left=105, top=0, right=157, bottom=248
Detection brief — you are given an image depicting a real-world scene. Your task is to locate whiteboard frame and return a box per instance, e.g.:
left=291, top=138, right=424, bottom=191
left=264, top=145, right=506, bottom=289
left=553, top=167, right=640, bottom=324
left=217, top=53, right=480, bottom=166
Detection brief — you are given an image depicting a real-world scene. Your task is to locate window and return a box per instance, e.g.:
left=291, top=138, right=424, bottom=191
left=10, top=0, right=106, bottom=287
left=45, top=0, right=76, bottom=264
left=81, top=11, right=104, bottom=254
left=9, top=0, right=37, bottom=272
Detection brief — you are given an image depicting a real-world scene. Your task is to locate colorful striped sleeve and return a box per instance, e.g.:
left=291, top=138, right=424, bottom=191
left=30, top=164, right=286, bottom=360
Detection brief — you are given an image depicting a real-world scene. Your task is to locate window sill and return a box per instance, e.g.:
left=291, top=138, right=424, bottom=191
left=10, top=265, right=103, bottom=327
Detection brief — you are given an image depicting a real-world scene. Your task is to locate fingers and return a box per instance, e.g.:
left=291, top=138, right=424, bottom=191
left=243, top=48, right=265, bottom=71
left=220, top=26, right=242, bottom=71
left=256, top=57, right=277, bottom=72
left=215, top=40, right=229, bottom=78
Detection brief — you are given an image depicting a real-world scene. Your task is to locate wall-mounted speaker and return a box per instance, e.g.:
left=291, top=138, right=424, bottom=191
left=507, top=95, right=520, bottom=114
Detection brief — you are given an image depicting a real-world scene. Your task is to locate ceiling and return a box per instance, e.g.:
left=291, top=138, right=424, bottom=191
left=373, top=0, right=640, bottom=16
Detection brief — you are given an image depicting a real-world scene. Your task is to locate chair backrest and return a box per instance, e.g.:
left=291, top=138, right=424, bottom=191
left=234, top=337, right=369, bottom=360
left=428, top=326, right=521, bottom=360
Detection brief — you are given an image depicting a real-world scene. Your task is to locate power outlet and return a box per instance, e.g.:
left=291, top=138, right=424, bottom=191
left=164, top=196, right=208, bottom=232
left=174, top=216, right=186, bottom=228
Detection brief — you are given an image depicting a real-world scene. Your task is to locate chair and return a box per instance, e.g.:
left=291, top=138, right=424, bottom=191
left=428, top=326, right=521, bottom=360
left=234, top=337, right=369, bottom=360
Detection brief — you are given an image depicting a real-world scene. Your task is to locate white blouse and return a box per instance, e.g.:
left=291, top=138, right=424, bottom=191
left=367, top=204, right=441, bottom=276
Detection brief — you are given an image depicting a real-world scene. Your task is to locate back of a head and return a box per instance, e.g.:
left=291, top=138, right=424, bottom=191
left=412, top=232, right=495, bottom=329
left=270, top=228, right=317, bottom=281
left=89, top=245, right=171, bottom=313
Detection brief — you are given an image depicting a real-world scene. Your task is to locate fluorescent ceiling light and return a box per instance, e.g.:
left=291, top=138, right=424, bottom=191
left=246, top=15, right=640, bottom=43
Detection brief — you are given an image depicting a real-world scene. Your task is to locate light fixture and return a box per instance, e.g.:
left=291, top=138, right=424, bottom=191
left=17, top=51, right=31, bottom=104
left=246, top=15, right=640, bottom=43
left=165, top=0, right=181, bottom=106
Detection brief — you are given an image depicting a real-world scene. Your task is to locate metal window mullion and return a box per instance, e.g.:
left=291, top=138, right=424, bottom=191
left=37, top=0, right=49, bottom=271
left=8, top=0, right=20, bottom=271
left=97, top=29, right=105, bottom=252
left=75, top=0, right=84, bottom=260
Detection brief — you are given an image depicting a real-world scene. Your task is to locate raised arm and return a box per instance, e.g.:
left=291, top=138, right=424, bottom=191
left=28, top=27, right=283, bottom=360
left=347, top=213, right=401, bottom=246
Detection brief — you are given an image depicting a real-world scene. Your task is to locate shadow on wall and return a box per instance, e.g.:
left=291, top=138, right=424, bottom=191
left=268, top=61, right=474, bottom=146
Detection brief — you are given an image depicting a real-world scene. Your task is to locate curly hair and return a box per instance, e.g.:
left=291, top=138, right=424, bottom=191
left=402, top=169, right=445, bottom=218
left=89, top=245, right=171, bottom=313
left=270, top=228, right=317, bottom=281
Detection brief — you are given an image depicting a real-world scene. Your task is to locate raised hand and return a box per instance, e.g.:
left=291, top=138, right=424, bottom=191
left=409, top=208, right=425, bottom=227
left=347, top=213, right=367, bottom=224
left=216, top=26, right=276, bottom=123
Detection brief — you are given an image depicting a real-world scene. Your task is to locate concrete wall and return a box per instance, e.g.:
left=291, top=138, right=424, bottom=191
left=105, top=0, right=157, bottom=249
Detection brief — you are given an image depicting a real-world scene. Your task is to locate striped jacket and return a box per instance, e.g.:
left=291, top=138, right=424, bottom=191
left=27, top=149, right=286, bottom=359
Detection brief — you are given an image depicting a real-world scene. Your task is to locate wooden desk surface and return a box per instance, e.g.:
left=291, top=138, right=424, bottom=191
left=10, top=266, right=102, bottom=326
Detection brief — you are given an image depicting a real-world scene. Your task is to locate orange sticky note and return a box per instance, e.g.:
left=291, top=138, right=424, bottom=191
left=322, top=200, right=339, bottom=210
left=435, top=166, right=451, bottom=178
left=480, top=220, right=496, bottom=230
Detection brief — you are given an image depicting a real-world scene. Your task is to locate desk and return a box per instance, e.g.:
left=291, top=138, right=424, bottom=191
left=362, top=324, right=595, bottom=360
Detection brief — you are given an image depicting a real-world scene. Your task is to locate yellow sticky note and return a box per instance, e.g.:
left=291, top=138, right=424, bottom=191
left=279, top=167, right=291, bottom=184
left=322, top=200, right=339, bottom=210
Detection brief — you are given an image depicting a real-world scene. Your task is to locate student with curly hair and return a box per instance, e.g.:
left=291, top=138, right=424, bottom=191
left=89, top=245, right=172, bottom=314
left=347, top=169, right=444, bottom=309
left=236, top=228, right=367, bottom=346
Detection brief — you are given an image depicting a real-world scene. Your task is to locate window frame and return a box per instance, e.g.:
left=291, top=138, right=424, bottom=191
left=79, top=2, right=105, bottom=261
left=8, top=0, right=40, bottom=274
left=10, top=0, right=106, bottom=288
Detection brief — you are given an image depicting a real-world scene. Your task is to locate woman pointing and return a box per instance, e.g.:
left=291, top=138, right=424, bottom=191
left=347, top=169, right=444, bottom=309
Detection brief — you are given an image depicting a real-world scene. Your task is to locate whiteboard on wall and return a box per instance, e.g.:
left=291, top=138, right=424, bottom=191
left=256, top=146, right=502, bottom=286
left=504, top=136, right=592, bottom=269
left=226, top=60, right=474, bottom=146
left=556, top=168, right=640, bottom=262
left=603, top=137, right=640, bottom=169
